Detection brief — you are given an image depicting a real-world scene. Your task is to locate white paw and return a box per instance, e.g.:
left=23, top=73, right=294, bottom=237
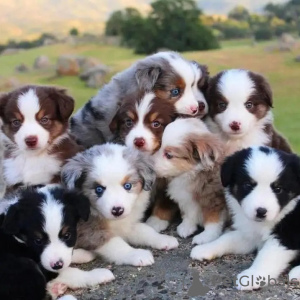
left=72, top=249, right=96, bottom=264
left=236, top=269, right=267, bottom=291
left=47, top=281, right=68, bottom=298
left=124, top=249, right=154, bottom=266
left=153, top=234, right=179, bottom=250
left=146, top=216, right=169, bottom=232
left=58, top=295, right=77, bottom=300
left=177, top=221, right=197, bottom=238
left=190, top=244, right=216, bottom=261
left=192, top=230, right=219, bottom=245
left=87, top=268, right=115, bottom=285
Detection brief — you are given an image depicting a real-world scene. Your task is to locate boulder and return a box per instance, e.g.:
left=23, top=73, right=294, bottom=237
left=80, top=57, right=102, bottom=72
left=15, top=63, right=30, bottom=73
left=1, top=48, right=21, bottom=55
left=33, top=55, right=51, bottom=69
left=295, top=55, right=300, bottom=62
left=0, top=77, right=20, bottom=90
left=56, top=55, right=80, bottom=76
left=79, top=65, right=108, bottom=88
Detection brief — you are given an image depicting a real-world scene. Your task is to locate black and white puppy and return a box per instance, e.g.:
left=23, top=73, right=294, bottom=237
left=0, top=185, right=114, bottom=300
left=191, top=147, right=300, bottom=290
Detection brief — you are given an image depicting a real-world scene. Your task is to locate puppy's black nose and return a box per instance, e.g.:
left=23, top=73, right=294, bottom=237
left=51, top=259, right=64, bottom=270
left=111, top=206, right=124, bottom=217
left=256, top=207, right=267, bottom=219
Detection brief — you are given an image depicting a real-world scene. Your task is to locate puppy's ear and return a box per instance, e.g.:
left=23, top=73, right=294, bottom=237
left=64, top=191, right=90, bottom=222
left=2, top=205, right=21, bottom=235
left=0, top=93, right=9, bottom=120
left=109, top=112, right=120, bottom=133
left=136, top=153, right=156, bottom=191
left=135, top=67, right=161, bottom=91
left=191, top=61, right=209, bottom=89
left=48, top=87, right=75, bottom=121
left=291, top=154, right=300, bottom=183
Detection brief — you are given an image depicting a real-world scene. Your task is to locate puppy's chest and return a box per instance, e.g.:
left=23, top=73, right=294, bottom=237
left=4, top=152, right=62, bottom=186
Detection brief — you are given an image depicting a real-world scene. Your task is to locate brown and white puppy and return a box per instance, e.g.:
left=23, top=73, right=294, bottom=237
left=152, top=118, right=227, bottom=245
left=205, top=69, right=291, bottom=155
left=0, top=85, right=82, bottom=191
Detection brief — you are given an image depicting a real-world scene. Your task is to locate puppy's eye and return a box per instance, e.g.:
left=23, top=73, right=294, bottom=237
left=12, top=119, right=21, bottom=128
left=125, top=118, right=133, bottom=128
left=123, top=183, right=132, bottom=191
left=170, top=88, right=180, bottom=97
left=34, top=238, right=43, bottom=246
left=243, top=182, right=253, bottom=190
left=95, top=185, right=105, bottom=197
left=245, top=101, right=253, bottom=109
left=273, top=186, right=282, bottom=194
left=62, top=232, right=71, bottom=241
left=40, top=117, right=49, bottom=125
left=217, top=101, right=227, bottom=111
left=165, top=152, right=173, bottom=159
left=152, top=121, right=161, bottom=128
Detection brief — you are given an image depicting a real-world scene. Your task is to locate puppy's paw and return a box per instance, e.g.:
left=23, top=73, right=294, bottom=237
left=47, top=281, right=68, bottom=298
left=177, top=221, right=197, bottom=238
left=153, top=234, right=179, bottom=250
left=87, top=268, right=115, bottom=285
left=124, top=249, right=154, bottom=266
left=146, top=216, right=169, bottom=232
left=192, top=230, right=219, bottom=245
left=190, top=244, right=216, bottom=261
left=72, top=249, right=96, bottom=264
left=236, top=269, right=266, bottom=291
left=58, top=295, right=77, bottom=300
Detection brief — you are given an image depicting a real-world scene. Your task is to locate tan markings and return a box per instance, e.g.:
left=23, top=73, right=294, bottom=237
left=202, top=207, right=221, bottom=224
left=61, top=226, right=70, bottom=235
left=121, top=175, right=131, bottom=186
left=149, top=112, right=159, bottom=122
left=36, top=109, right=45, bottom=120
left=126, top=111, right=136, bottom=120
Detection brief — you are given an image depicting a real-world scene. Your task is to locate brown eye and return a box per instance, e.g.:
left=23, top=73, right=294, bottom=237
left=165, top=152, right=173, bottom=159
left=245, top=101, right=253, bottom=109
left=152, top=120, right=161, bottom=128
left=217, top=101, right=227, bottom=111
left=62, top=232, right=71, bottom=241
left=40, top=117, right=49, bottom=125
left=12, top=119, right=21, bottom=128
left=125, top=118, right=133, bottom=128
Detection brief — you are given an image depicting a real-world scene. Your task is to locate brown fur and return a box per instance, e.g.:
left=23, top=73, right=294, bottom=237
left=265, top=124, right=292, bottom=153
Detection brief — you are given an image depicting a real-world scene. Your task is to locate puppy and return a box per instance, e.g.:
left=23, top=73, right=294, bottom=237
left=205, top=69, right=291, bottom=155
left=149, top=118, right=227, bottom=244
left=0, top=85, right=82, bottom=192
left=62, top=143, right=179, bottom=266
left=71, top=51, right=209, bottom=147
left=191, top=147, right=300, bottom=291
left=0, top=185, right=114, bottom=300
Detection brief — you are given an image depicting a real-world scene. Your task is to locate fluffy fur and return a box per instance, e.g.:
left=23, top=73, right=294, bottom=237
left=205, top=69, right=291, bottom=155
left=191, top=147, right=300, bottom=291
left=62, top=143, right=179, bottom=266
left=71, top=51, right=209, bottom=148
left=0, top=85, right=82, bottom=192
left=149, top=118, right=227, bottom=245
left=0, top=185, right=114, bottom=299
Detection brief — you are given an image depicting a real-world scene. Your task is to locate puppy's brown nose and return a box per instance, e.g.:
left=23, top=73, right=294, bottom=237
left=198, top=102, right=206, bottom=112
left=25, top=136, right=38, bottom=148
left=111, top=206, right=124, bottom=217
left=134, top=138, right=145, bottom=148
left=229, top=121, right=241, bottom=132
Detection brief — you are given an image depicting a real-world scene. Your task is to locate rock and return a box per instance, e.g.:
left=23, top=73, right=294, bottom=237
left=33, top=55, right=51, bottom=69
left=79, top=65, right=108, bottom=88
left=295, top=55, right=300, bottom=62
left=279, top=33, right=296, bottom=45
left=0, top=77, right=20, bottom=90
left=1, top=48, right=21, bottom=55
left=15, top=63, right=30, bottom=73
left=56, top=55, right=80, bottom=76
left=80, top=57, right=102, bottom=72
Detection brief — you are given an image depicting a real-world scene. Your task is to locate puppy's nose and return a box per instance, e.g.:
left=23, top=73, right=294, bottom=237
left=111, top=206, right=124, bottom=217
left=256, top=207, right=267, bottom=219
left=134, top=138, right=145, bottom=148
left=25, top=135, right=38, bottom=148
left=229, top=121, right=241, bottom=132
left=198, top=102, right=206, bottom=112
left=190, top=105, right=198, bottom=115
left=51, top=259, right=64, bottom=270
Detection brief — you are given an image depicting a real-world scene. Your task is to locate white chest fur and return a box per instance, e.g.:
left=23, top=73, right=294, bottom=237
left=4, top=151, right=62, bottom=186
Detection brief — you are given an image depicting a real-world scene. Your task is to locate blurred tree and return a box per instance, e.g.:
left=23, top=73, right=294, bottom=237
left=69, top=28, right=79, bottom=36
left=228, top=6, right=250, bottom=22
left=105, top=10, right=125, bottom=36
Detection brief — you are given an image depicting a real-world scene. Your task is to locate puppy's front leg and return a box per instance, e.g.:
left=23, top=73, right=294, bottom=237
left=236, top=236, right=297, bottom=291
left=72, top=249, right=96, bottom=264
left=126, top=222, right=179, bottom=250
left=96, top=236, right=154, bottom=266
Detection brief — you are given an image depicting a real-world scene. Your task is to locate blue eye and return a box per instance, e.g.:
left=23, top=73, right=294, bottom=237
left=95, top=185, right=105, bottom=196
left=124, top=183, right=132, bottom=191
left=170, top=88, right=180, bottom=97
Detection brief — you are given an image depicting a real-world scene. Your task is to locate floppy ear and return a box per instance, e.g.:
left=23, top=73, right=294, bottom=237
left=191, top=61, right=209, bottom=90
left=0, top=93, right=9, bottom=120
left=2, top=204, right=21, bottom=235
left=136, top=153, right=156, bottom=191
left=220, top=155, right=236, bottom=188
left=109, top=112, right=120, bottom=133
left=64, top=191, right=90, bottom=222
left=135, top=67, right=161, bottom=91
left=48, top=87, right=75, bottom=120
left=291, top=154, right=300, bottom=183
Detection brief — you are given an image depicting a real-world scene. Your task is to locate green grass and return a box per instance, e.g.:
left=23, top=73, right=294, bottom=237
left=0, top=41, right=299, bottom=152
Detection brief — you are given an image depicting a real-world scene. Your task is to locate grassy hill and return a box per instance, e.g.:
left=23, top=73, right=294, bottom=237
left=0, top=40, right=299, bottom=152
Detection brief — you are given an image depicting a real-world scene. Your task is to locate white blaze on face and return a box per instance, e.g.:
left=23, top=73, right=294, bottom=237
left=16, top=89, right=50, bottom=151
left=216, top=69, right=256, bottom=136
left=125, top=93, right=156, bottom=152
left=241, top=149, right=284, bottom=222
left=40, top=192, right=72, bottom=272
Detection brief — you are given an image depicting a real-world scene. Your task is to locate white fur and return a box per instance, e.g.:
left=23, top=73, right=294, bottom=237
left=146, top=215, right=170, bottom=232
left=71, top=249, right=96, bottom=264
left=125, top=93, right=156, bottom=152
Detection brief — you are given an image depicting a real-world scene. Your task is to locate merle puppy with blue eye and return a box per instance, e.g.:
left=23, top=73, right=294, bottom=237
left=0, top=184, right=114, bottom=300
left=191, top=146, right=300, bottom=291
left=205, top=69, right=291, bottom=155
left=62, top=143, right=179, bottom=267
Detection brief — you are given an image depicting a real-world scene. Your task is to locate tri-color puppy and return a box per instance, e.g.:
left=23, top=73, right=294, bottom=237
left=205, top=69, right=291, bottom=155
left=191, top=147, right=300, bottom=291
left=0, top=185, right=114, bottom=300
left=62, top=143, right=179, bottom=266
left=0, top=85, right=82, bottom=192
left=71, top=51, right=209, bottom=147
left=149, top=118, right=227, bottom=244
